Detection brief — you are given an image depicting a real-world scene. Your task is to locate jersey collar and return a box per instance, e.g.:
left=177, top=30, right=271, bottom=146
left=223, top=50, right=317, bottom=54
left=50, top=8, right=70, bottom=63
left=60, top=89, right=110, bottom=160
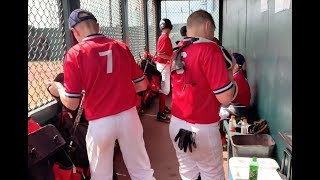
left=192, top=37, right=214, bottom=44
left=82, top=33, right=105, bottom=41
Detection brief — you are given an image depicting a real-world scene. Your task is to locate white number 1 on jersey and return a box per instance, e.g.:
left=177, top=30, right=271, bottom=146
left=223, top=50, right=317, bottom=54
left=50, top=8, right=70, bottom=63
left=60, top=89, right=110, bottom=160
left=99, top=50, right=113, bottom=74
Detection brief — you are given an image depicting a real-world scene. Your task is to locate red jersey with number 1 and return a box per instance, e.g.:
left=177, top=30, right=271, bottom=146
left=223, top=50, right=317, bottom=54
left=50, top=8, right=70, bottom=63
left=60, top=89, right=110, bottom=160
left=63, top=34, right=144, bottom=121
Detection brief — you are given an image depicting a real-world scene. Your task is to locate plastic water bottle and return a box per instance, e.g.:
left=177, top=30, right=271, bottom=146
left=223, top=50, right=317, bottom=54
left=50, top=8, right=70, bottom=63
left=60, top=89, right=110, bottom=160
left=229, top=115, right=236, bottom=132
left=249, top=156, right=259, bottom=180
left=241, top=118, right=249, bottom=134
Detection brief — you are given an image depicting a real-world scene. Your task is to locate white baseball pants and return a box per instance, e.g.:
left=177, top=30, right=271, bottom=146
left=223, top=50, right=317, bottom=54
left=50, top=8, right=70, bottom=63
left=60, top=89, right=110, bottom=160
left=169, top=115, right=225, bottom=180
left=86, top=107, right=155, bottom=180
left=156, top=62, right=171, bottom=95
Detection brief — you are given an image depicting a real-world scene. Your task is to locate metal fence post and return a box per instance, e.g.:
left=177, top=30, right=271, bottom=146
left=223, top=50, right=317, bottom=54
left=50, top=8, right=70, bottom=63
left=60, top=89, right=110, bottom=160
left=121, top=0, right=128, bottom=44
left=219, top=0, right=223, bottom=44
left=155, top=0, right=161, bottom=41
left=144, top=0, right=149, bottom=50
left=62, top=0, right=80, bottom=50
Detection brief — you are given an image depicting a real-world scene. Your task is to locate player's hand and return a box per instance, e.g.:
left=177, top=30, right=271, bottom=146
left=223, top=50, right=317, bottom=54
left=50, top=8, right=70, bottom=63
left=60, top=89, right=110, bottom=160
left=45, top=81, right=60, bottom=97
left=45, top=73, right=64, bottom=87
left=53, top=73, right=64, bottom=83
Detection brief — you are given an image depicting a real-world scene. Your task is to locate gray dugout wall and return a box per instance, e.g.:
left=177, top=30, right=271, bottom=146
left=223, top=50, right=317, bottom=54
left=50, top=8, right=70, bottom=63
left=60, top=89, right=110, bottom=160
left=222, top=0, right=292, bottom=163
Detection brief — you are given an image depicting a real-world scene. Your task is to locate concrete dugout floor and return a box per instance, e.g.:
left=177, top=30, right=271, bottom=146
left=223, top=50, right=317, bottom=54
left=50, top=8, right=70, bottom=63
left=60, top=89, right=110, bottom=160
left=113, top=95, right=228, bottom=180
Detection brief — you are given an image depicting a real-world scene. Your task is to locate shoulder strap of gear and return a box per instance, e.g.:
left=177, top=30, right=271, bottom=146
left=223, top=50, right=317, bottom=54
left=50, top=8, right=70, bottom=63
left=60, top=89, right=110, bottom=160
left=171, top=37, right=199, bottom=73
left=219, top=45, right=233, bottom=69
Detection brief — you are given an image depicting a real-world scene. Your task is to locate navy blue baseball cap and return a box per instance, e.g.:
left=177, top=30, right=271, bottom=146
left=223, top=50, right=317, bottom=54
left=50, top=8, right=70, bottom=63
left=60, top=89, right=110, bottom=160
left=232, top=53, right=246, bottom=66
left=180, top=26, right=187, bottom=36
left=68, top=9, right=97, bottom=30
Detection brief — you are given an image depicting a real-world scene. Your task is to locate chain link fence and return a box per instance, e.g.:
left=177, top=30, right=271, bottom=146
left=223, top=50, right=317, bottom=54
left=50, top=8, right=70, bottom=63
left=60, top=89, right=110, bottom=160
left=28, top=0, right=125, bottom=112
left=147, top=0, right=157, bottom=55
left=161, top=0, right=220, bottom=48
left=28, top=0, right=66, bottom=112
left=28, top=0, right=221, bottom=112
left=80, top=0, right=123, bottom=41
left=127, top=0, right=146, bottom=62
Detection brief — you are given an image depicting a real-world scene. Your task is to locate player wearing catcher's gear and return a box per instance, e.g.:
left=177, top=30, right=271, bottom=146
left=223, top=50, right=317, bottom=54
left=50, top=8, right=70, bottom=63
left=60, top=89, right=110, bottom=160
left=219, top=53, right=251, bottom=119
left=169, top=10, right=238, bottom=180
left=155, top=18, right=173, bottom=122
left=49, top=9, right=155, bottom=180
left=212, top=37, right=234, bottom=70
left=175, top=36, right=234, bottom=71
left=175, top=25, right=188, bottom=45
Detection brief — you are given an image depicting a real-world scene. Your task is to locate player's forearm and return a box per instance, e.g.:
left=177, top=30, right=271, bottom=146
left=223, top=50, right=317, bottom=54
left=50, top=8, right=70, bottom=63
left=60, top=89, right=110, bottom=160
left=55, top=82, right=80, bottom=110
left=134, top=79, right=148, bottom=92
left=227, top=70, right=238, bottom=101
left=228, top=70, right=235, bottom=83
left=230, top=81, right=238, bottom=102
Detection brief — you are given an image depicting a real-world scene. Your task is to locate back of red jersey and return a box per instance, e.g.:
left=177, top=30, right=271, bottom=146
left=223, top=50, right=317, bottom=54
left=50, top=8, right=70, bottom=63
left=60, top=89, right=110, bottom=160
left=64, top=34, right=144, bottom=120
left=171, top=38, right=232, bottom=124
left=156, top=33, right=173, bottom=64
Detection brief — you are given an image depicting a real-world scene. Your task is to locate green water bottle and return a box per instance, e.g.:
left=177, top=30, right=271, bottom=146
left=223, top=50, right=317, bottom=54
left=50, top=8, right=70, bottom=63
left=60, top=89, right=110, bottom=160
left=249, top=156, right=259, bottom=180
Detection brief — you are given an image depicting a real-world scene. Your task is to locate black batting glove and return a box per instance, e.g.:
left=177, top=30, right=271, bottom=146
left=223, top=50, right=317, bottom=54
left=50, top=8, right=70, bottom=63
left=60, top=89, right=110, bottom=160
left=174, top=128, right=197, bottom=153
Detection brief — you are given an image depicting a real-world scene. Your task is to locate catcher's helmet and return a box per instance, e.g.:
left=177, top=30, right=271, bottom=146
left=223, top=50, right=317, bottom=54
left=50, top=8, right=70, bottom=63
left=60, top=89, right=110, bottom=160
left=159, top=18, right=173, bottom=30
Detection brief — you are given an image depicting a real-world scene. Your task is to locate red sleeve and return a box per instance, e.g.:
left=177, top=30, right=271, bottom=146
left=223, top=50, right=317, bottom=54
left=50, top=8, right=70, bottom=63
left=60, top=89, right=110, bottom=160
left=201, top=46, right=233, bottom=94
left=165, top=36, right=173, bottom=56
left=125, top=46, right=144, bottom=83
left=233, top=72, right=241, bottom=82
left=63, top=49, right=82, bottom=98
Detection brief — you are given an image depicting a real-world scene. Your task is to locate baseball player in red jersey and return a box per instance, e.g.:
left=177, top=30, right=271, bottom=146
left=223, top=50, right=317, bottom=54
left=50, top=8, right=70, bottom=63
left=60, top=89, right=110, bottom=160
left=219, top=52, right=251, bottom=119
left=231, top=53, right=251, bottom=108
left=155, top=18, right=173, bottom=122
left=169, top=10, right=238, bottom=180
left=175, top=25, right=188, bottom=46
left=49, top=9, right=155, bottom=180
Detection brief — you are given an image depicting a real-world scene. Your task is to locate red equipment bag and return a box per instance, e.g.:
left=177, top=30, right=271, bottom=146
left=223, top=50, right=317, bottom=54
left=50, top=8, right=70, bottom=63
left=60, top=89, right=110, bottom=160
left=52, top=149, right=87, bottom=180
left=28, top=118, right=41, bottom=135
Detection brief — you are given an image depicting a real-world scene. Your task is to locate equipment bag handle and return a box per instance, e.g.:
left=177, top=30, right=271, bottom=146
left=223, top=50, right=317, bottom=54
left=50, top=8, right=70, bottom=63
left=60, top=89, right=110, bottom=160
left=68, top=90, right=85, bottom=150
